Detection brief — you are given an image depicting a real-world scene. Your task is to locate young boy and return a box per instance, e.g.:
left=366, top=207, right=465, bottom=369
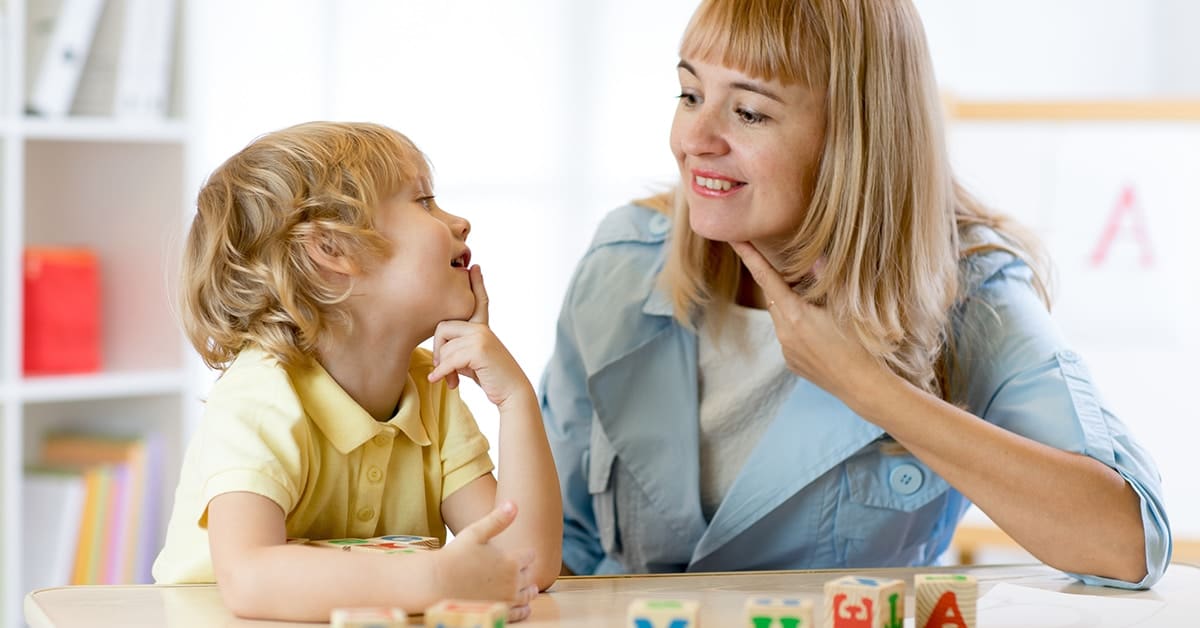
left=152, top=122, right=561, bottom=622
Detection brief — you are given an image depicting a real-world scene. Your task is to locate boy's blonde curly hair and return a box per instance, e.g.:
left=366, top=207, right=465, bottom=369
left=181, top=121, right=428, bottom=369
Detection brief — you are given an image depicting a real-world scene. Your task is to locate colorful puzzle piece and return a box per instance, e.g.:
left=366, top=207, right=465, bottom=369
left=914, top=574, right=976, bottom=628
left=744, top=596, right=813, bottom=627
left=822, top=576, right=904, bottom=628
left=627, top=598, right=700, bottom=627
left=424, top=599, right=507, bottom=628
left=330, top=606, right=408, bottom=628
left=304, top=535, right=440, bottom=554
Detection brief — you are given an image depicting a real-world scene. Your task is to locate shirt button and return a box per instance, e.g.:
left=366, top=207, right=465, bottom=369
left=889, top=463, right=924, bottom=495
left=356, top=507, right=375, bottom=522
left=648, top=213, right=671, bottom=235
left=1059, top=350, right=1080, bottom=363
left=367, top=467, right=383, bottom=483
left=373, top=433, right=391, bottom=447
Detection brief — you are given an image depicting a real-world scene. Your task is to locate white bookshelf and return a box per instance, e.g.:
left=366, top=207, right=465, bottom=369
left=0, top=1, right=195, bottom=626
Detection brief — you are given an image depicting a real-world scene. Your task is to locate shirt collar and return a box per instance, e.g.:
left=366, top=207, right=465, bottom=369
left=288, top=357, right=432, bottom=453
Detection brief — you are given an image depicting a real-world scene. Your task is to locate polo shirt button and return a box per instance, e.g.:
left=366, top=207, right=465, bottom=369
left=648, top=213, right=671, bottom=235
left=889, top=463, right=923, bottom=495
left=373, top=433, right=391, bottom=447
left=357, top=507, right=375, bottom=522
left=1059, top=350, right=1080, bottom=363
left=367, top=467, right=383, bottom=483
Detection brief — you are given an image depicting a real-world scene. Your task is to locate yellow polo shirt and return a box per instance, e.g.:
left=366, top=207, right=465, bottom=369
left=152, top=346, right=494, bottom=583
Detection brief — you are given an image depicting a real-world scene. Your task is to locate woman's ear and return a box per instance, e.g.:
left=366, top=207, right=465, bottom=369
left=303, top=230, right=359, bottom=276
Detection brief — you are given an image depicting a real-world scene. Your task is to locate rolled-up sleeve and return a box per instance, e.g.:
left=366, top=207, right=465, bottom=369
left=539, top=258, right=606, bottom=575
left=955, top=258, right=1172, bottom=588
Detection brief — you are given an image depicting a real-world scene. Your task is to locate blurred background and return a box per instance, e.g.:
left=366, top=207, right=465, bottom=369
left=1, top=1, right=1197, bottom=625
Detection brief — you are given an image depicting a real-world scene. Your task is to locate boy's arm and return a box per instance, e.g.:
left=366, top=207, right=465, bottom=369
left=433, top=265, right=563, bottom=591
left=442, top=385, right=563, bottom=591
left=208, top=491, right=533, bottom=621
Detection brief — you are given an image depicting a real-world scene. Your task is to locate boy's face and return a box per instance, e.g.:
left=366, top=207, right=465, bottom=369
left=355, top=176, right=475, bottom=336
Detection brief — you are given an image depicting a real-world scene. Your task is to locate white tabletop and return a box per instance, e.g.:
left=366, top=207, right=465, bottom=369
left=25, top=562, right=1199, bottom=627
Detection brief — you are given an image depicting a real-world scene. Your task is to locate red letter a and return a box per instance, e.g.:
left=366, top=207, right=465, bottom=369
left=921, top=592, right=967, bottom=628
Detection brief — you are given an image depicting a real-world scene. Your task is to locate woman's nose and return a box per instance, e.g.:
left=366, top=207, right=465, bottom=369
left=679, top=106, right=729, bottom=156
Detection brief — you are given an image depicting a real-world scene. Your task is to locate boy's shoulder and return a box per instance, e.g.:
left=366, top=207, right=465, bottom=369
left=206, top=346, right=305, bottom=421
left=212, top=346, right=293, bottom=393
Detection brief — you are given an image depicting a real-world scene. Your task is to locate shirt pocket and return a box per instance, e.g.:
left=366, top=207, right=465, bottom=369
left=834, top=444, right=953, bottom=564
left=587, top=429, right=622, bottom=556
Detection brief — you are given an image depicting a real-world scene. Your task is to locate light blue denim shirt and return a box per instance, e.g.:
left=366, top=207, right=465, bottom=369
left=539, top=203, right=1171, bottom=588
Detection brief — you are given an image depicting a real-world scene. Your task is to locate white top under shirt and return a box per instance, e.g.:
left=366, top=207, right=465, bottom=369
left=697, top=305, right=797, bottom=521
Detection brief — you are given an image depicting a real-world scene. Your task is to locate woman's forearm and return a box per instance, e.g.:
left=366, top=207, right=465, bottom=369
left=851, top=371, right=1147, bottom=583
left=494, top=385, right=564, bottom=590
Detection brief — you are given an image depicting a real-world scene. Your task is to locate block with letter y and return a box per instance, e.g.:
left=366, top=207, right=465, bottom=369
left=627, top=598, right=700, bottom=627
left=744, top=596, right=813, bottom=627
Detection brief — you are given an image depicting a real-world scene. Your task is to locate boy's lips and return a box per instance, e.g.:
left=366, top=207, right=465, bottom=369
left=451, top=248, right=471, bottom=268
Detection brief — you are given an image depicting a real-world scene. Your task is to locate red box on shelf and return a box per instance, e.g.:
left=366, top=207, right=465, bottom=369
left=23, top=247, right=102, bottom=375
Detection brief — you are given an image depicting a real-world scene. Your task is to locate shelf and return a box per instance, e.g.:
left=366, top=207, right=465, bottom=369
left=16, top=117, right=189, bottom=143
left=19, top=369, right=189, bottom=404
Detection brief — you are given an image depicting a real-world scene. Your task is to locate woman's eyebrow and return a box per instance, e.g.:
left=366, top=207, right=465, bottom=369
left=677, top=59, right=784, bottom=103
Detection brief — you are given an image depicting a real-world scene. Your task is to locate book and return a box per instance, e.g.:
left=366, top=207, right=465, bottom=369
left=71, top=465, right=111, bottom=584
left=41, top=433, right=150, bottom=583
left=26, top=0, right=106, bottom=116
left=72, top=0, right=177, bottom=118
left=22, top=467, right=87, bottom=592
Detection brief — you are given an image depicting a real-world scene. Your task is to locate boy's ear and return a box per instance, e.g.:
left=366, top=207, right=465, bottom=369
left=303, top=230, right=359, bottom=276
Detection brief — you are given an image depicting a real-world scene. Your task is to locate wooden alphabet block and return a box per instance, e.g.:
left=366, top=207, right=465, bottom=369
left=330, top=606, right=408, bottom=628
left=627, top=598, right=701, bottom=627
left=821, top=576, right=904, bottom=628
left=424, top=599, right=508, bottom=628
left=914, top=574, right=976, bottom=628
left=744, top=596, right=814, bottom=627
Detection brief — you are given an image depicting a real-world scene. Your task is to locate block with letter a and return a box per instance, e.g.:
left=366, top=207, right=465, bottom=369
left=914, top=574, right=976, bottom=628
left=822, top=576, right=904, bottom=628
left=744, top=596, right=813, bottom=627
left=424, top=599, right=508, bottom=628
left=627, top=598, right=700, bottom=627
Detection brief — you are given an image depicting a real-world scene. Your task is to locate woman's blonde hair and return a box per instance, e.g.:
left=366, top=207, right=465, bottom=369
left=654, top=0, right=1050, bottom=400
left=181, top=121, right=428, bottom=369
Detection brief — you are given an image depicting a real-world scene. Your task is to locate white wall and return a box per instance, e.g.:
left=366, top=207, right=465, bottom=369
left=190, top=1, right=1199, bottom=541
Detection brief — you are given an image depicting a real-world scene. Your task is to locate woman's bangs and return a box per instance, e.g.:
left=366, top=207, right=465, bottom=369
left=679, top=0, right=825, bottom=86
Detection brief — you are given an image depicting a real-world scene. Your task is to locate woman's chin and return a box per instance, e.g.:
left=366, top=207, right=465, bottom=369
left=689, top=217, right=747, bottom=243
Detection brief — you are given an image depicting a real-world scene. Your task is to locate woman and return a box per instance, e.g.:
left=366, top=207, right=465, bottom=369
left=540, top=0, right=1170, bottom=588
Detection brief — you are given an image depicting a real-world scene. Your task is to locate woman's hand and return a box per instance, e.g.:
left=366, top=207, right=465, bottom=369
left=730, top=241, right=892, bottom=402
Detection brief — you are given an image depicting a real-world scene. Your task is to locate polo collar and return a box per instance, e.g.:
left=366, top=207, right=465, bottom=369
left=289, top=358, right=432, bottom=453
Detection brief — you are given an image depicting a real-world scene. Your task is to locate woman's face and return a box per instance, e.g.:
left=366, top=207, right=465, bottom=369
left=670, top=57, right=825, bottom=249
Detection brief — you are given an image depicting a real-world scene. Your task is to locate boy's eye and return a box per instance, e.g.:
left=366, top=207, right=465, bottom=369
left=418, top=196, right=435, bottom=210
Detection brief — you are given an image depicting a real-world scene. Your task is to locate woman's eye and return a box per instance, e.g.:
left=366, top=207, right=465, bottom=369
left=677, top=91, right=700, bottom=106
left=736, top=107, right=766, bottom=125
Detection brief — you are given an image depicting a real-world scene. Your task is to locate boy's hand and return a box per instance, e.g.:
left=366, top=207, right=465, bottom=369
left=435, top=502, right=538, bottom=622
left=429, top=265, right=533, bottom=408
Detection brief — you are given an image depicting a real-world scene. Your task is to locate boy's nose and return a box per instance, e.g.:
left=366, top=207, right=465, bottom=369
left=452, top=215, right=471, bottom=239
